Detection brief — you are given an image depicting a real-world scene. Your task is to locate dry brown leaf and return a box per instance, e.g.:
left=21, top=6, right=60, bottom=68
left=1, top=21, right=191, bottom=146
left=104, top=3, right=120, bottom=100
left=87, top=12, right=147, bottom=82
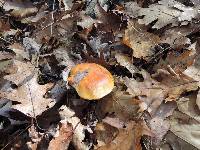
left=8, top=43, right=29, bottom=60
left=77, top=12, right=98, bottom=29
left=123, top=20, right=160, bottom=59
left=98, top=90, right=140, bottom=121
left=177, top=93, right=200, bottom=122
left=163, top=131, right=199, bottom=150
left=184, top=57, right=200, bottom=87
left=102, top=117, right=128, bottom=129
left=3, top=60, right=35, bottom=86
left=95, top=122, right=119, bottom=148
left=124, top=70, right=165, bottom=114
left=96, top=121, right=146, bottom=150
left=160, top=24, right=200, bottom=51
left=48, top=122, right=73, bottom=150
left=0, top=19, right=10, bottom=32
left=155, top=48, right=196, bottom=73
left=115, top=52, right=139, bottom=74
left=147, top=102, right=177, bottom=144
left=125, top=0, right=200, bottom=29
left=153, top=69, right=198, bottom=101
left=169, top=117, right=200, bottom=149
left=197, top=90, right=200, bottom=111
left=149, top=117, right=170, bottom=144
left=33, top=14, right=76, bottom=44
left=0, top=59, right=13, bottom=73
left=0, top=51, right=14, bottom=60
left=94, top=2, right=124, bottom=32
left=59, top=105, right=92, bottom=150
left=0, top=75, right=56, bottom=117
left=2, top=0, right=38, bottom=18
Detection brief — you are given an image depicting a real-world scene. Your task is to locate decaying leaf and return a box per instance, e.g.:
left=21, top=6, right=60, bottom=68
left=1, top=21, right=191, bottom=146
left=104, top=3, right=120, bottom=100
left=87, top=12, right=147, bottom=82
left=99, top=90, right=140, bottom=121
left=169, top=117, right=200, bottom=149
left=59, top=105, right=92, bottom=150
left=102, top=116, right=128, bottom=129
left=0, top=19, right=10, bottom=32
left=0, top=51, right=14, bottom=61
left=2, top=0, right=38, bottom=18
left=177, top=93, right=200, bottom=122
left=48, top=122, right=73, bottom=150
left=96, top=121, right=151, bottom=150
left=155, top=49, right=196, bottom=73
left=184, top=53, right=200, bottom=86
left=33, top=14, right=76, bottom=43
left=124, top=70, right=165, bottom=114
left=1, top=0, right=200, bottom=149
left=54, top=48, right=75, bottom=67
left=0, top=59, right=13, bottom=73
left=124, top=2, right=140, bottom=18
left=153, top=69, right=198, bottom=101
left=77, top=13, right=98, bottom=29
left=147, top=101, right=177, bottom=144
left=163, top=131, right=199, bottom=150
left=125, top=0, right=200, bottom=29
left=123, top=20, right=160, bottom=59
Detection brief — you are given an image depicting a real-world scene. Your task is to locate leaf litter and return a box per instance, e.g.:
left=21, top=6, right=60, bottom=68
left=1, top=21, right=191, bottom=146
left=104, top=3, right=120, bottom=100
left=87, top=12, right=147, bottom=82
left=0, top=0, right=200, bottom=149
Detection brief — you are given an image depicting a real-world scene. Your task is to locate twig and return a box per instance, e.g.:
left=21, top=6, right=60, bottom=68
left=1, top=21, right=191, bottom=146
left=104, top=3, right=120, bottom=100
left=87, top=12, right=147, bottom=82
left=1, top=125, right=32, bottom=150
left=51, top=0, right=56, bottom=35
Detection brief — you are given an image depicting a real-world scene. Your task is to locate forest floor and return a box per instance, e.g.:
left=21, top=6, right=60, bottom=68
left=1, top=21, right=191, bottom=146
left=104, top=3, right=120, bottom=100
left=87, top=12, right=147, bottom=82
left=0, top=0, right=200, bottom=149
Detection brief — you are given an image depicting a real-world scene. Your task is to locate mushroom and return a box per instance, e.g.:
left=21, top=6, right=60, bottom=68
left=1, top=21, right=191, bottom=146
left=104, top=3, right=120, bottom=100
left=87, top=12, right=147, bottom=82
left=67, top=63, right=114, bottom=100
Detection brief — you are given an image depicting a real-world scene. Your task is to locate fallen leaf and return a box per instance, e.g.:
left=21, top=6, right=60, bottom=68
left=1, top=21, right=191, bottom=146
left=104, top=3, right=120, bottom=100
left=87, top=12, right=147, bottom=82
left=48, top=122, right=73, bottom=150
left=77, top=13, right=98, bottom=29
left=8, top=43, right=29, bottom=60
left=2, top=0, right=38, bottom=18
left=169, top=117, right=200, bottom=149
left=54, top=48, right=75, bottom=67
left=0, top=75, right=56, bottom=117
left=115, top=52, right=139, bottom=74
left=102, top=117, right=127, bottom=129
left=124, top=70, right=165, bottom=114
left=124, top=2, right=140, bottom=18
left=153, top=69, right=198, bottom=101
left=125, top=0, right=200, bottom=29
left=155, top=48, right=196, bottom=73
left=99, top=89, right=140, bottom=121
left=3, top=60, right=35, bottom=86
left=59, top=105, right=92, bottom=150
left=33, top=14, right=76, bottom=44
left=59, top=0, right=74, bottom=11
left=123, top=20, right=160, bottom=59
left=147, top=101, right=177, bottom=144
left=0, top=19, right=10, bottom=32
left=0, top=59, right=13, bottom=73
left=96, top=121, right=146, bottom=150
left=183, top=50, right=200, bottom=82
left=164, top=131, right=199, bottom=150
left=177, top=93, right=200, bottom=122
left=95, top=122, right=119, bottom=148
left=0, top=51, right=14, bottom=60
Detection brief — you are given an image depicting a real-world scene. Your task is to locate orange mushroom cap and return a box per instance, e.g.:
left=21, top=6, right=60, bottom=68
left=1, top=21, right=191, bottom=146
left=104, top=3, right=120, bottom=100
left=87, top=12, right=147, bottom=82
left=68, top=63, right=114, bottom=100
